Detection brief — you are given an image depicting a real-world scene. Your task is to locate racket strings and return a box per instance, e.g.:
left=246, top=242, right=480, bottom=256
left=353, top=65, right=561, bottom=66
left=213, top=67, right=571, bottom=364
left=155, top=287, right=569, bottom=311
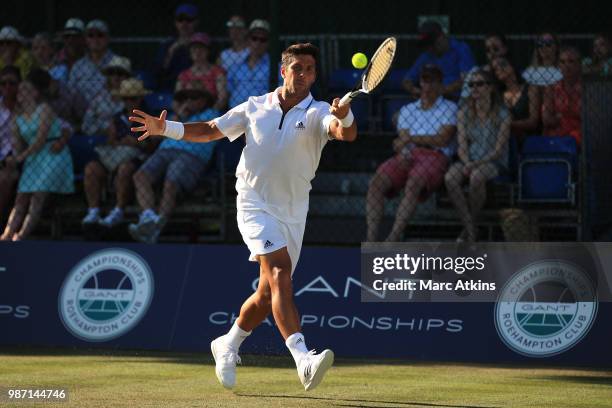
left=364, top=39, right=396, bottom=92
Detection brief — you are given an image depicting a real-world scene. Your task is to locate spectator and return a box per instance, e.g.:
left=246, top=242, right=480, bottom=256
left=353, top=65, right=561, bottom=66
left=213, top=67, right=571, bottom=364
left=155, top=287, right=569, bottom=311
left=445, top=69, right=511, bottom=242
left=69, top=19, right=118, bottom=102
left=542, top=46, right=582, bottom=145
left=227, top=19, right=271, bottom=108
left=155, top=3, right=199, bottom=91
left=53, top=18, right=87, bottom=82
left=47, top=77, right=88, bottom=130
left=176, top=32, right=228, bottom=111
left=402, top=21, right=475, bottom=100
left=1, top=69, right=74, bottom=241
left=461, top=33, right=509, bottom=99
left=129, top=81, right=220, bottom=243
left=582, top=33, right=612, bottom=76
left=217, top=15, right=249, bottom=72
left=367, top=65, right=457, bottom=242
left=492, top=56, right=541, bottom=141
left=82, top=55, right=131, bottom=135
left=31, top=32, right=57, bottom=71
left=0, top=26, right=34, bottom=79
left=81, top=78, right=154, bottom=227
left=522, top=31, right=562, bottom=86
left=0, top=66, right=21, bottom=223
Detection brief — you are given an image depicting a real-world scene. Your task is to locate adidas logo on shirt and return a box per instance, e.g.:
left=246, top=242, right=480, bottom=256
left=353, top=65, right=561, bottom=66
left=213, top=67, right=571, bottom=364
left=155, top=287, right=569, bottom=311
left=264, top=240, right=274, bottom=249
left=295, top=121, right=305, bottom=129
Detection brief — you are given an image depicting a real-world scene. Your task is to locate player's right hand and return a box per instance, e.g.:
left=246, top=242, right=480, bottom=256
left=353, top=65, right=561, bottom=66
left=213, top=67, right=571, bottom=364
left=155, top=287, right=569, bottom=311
left=130, top=109, right=167, bottom=141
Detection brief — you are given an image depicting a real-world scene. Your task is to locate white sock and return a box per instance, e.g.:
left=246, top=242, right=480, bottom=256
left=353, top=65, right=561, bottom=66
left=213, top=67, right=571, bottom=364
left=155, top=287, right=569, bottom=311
left=112, top=206, right=123, bottom=215
left=88, top=207, right=100, bottom=214
left=225, top=321, right=251, bottom=351
left=286, top=332, right=309, bottom=366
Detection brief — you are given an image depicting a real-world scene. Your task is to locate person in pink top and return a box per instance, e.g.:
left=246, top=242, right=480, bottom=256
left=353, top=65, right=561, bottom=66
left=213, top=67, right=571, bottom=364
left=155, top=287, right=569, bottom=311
left=176, top=32, right=227, bottom=111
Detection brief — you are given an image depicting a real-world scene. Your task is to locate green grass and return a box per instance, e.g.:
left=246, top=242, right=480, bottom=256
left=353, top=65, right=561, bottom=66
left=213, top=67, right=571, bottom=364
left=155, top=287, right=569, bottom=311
left=0, top=348, right=611, bottom=408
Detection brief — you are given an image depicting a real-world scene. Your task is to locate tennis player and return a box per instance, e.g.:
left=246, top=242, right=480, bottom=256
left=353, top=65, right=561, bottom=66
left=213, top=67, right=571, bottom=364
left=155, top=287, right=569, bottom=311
left=130, top=43, right=357, bottom=391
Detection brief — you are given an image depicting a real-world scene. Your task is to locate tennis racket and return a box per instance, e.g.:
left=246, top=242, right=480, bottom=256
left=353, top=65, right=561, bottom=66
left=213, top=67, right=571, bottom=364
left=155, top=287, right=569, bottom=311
left=338, top=37, right=397, bottom=107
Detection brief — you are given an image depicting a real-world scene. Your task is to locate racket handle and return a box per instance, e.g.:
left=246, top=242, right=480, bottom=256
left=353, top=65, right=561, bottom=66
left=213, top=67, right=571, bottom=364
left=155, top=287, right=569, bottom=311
left=338, top=92, right=353, bottom=107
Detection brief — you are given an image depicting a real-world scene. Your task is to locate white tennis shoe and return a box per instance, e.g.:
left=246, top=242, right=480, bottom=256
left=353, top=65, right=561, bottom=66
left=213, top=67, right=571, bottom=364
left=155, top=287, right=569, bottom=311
left=298, top=349, right=334, bottom=391
left=210, top=336, right=241, bottom=389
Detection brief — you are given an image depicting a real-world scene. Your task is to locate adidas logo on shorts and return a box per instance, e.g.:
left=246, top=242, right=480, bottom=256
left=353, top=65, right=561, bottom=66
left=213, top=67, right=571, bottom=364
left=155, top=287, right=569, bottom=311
left=264, top=240, right=274, bottom=249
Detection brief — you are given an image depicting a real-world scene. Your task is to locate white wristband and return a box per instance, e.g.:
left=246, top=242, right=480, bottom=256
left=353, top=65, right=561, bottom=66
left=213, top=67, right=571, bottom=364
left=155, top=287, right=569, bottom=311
left=162, top=120, right=184, bottom=140
left=338, top=109, right=354, bottom=128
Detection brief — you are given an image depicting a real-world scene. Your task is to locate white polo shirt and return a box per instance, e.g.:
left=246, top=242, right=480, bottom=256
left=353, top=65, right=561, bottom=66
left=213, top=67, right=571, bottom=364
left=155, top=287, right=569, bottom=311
left=214, top=89, right=336, bottom=224
left=397, top=97, right=458, bottom=157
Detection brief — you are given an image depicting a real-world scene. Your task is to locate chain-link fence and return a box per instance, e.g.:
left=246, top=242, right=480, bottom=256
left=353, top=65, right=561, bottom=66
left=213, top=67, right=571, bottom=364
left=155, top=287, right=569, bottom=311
left=0, top=6, right=610, bottom=244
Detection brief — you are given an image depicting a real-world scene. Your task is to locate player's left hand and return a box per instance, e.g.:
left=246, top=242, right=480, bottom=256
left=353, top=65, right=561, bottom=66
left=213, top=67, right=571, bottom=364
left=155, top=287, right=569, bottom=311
left=329, top=98, right=350, bottom=120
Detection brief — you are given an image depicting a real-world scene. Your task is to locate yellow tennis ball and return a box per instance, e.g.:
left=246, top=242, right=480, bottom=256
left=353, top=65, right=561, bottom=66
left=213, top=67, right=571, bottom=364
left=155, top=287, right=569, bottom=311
left=352, top=52, right=368, bottom=69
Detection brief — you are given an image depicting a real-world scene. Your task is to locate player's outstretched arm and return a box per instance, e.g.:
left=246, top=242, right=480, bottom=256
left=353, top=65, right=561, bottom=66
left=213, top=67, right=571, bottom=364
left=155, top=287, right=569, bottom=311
left=130, top=109, right=225, bottom=143
left=328, top=98, right=357, bottom=142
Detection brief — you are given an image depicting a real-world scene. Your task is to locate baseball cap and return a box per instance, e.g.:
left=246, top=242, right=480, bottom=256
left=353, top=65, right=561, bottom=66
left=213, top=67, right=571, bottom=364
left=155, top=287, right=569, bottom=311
left=103, top=56, right=132, bottom=76
left=0, top=26, right=23, bottom=43
left=418, top=20, right=443, bottom=48
left=175, top=3, right=199, bottom=18
left=190, top=32, right=211, bottom=47
left=86, top=19, right=109, bottom=34
left=249, top=19, right=270, bottom=33
left=226, top=16, right=246, bottom=28
left=63, top=18, right=85, bottom=35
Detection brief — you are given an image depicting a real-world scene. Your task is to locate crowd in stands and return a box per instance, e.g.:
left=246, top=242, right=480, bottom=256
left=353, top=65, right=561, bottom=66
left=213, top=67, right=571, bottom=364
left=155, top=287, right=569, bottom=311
left=0, top=6, right=610, bottom=243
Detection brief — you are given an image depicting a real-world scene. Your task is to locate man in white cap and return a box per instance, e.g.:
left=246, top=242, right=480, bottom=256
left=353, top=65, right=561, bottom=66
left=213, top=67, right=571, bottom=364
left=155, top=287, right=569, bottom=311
left=226, top=19, right=271, bottom=108
left=69, top=19, right=119, bottom=102
left=55, top=18, right=87, bottom=78
left=217, top=15, right=249, bottom=72
left=0, top=26, right=33, bottom=79
left=130, top=42, right=357, bottom=391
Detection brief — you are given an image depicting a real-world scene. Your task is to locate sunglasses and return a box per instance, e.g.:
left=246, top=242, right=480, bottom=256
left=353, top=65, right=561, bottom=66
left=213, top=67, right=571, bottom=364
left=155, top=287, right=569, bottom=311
left=0, top=80, right=18, bottom=86
left=536, top=39, right=556, bottom=48
left=87, top=32, right=106, bottom=38
left=176, top=16, right=196, bottom=23
left=486, top=46, right=499, bottom=53
left=468, top=80, right=489, bottom=88
left=250, top=35, right=268, bottom=43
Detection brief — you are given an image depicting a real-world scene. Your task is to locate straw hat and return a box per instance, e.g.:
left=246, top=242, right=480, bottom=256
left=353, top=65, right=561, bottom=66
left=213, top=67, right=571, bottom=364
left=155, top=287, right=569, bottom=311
left=112, top=78, right=151, bottom=98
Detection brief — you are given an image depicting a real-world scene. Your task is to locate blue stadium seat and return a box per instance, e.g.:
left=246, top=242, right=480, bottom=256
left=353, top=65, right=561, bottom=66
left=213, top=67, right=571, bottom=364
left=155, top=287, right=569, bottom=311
left=380, top=69, right=409, bottom=92
left=328, top=69, right=361, bottom=90
left=519, top=135, right=578, bottom=203
left=144, top=92, right=173, bottom=114
left=133, top=69, right=156, bottom=90
left=380, top=97, right=411, bottom=131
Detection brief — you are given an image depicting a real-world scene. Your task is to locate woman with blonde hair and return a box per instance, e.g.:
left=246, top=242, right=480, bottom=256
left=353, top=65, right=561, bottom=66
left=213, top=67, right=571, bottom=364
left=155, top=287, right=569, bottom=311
left=445, top=69, right=511, bottom=242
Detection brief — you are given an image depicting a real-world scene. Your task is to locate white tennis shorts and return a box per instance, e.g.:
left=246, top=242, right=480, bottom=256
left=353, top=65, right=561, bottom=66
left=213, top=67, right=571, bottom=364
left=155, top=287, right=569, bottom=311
left=237, top=209, right=306, bottom=276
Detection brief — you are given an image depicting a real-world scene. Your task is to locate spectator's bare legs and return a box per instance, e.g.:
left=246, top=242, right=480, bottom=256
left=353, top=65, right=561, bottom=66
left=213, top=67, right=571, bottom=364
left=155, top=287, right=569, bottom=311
left=468, top=163, right=497, bottom=232
left=0, top=166, right=19, bottom=222
left=386, top=176, right=426, bottom=242
left=445, top=163, right=474, bottom=241
left=133, top=170, right=156, bottom=210
left=258, top=248, right=299, bottom=339
left=366, top=172, right=392, bottom=241
left=158, top=180, right=178, bottom=218
left=115, top=161, right=137, bottom=209
left=1, top=193, right=30, bottom=241
left=84, top=161, right=107, bottom=209
left=14, top=192, right=47, bottom=241
left=235, top=266, right=272, bottom=332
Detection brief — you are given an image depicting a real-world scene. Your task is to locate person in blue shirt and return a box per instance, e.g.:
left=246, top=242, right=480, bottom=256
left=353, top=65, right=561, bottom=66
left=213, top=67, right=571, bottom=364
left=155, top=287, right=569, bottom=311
left=402, top=21, right=475, bottom=100
left=129, top=82, right=220, bottom=243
